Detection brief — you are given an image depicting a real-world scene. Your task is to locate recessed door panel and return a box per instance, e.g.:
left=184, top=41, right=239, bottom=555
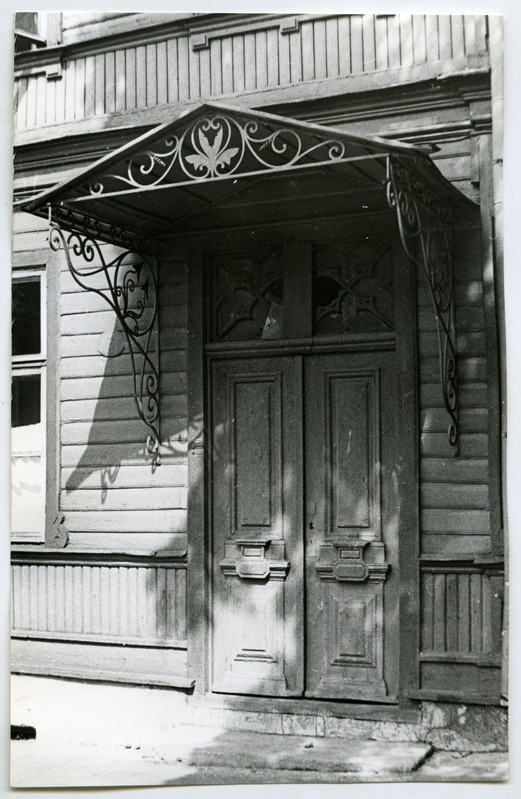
left=305, top=353, right=399, bottom=700
left=211, top=357, right=304, bottom=696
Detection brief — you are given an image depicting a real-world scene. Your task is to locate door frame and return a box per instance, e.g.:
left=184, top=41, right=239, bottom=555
left=182, top=218, right=420, bottom=711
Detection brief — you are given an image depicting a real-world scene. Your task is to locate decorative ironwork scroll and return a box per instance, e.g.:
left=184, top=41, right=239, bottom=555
left=49, top=214, right=161, bottom=466
left=386, top=155, right=459, bottom=452
left=82, top=113, right=384, bottom=197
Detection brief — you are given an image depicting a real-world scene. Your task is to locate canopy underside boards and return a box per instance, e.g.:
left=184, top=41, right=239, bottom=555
left=20, top=101, right=476, bottom=248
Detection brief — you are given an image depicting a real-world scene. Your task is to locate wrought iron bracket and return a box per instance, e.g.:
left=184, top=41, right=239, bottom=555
left=386, top=155, right=460, bottom=453
left=48, top=209, right=161, bottom=466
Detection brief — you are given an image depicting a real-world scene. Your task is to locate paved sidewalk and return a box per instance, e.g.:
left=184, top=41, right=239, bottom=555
left=10, top=725, right=509, bottom=788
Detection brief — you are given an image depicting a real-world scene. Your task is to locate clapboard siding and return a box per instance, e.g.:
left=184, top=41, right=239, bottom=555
left=14, top=14, right=488, bottom=132
left=11, top=561, right=187, bottom=646
left=418, top=221, right=491, bottom=553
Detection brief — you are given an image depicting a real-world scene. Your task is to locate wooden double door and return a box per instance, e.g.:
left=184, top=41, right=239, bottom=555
left=210, top=348, right=400, bottom=701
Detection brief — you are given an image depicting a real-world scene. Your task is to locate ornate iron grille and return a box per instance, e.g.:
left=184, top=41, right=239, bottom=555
left=313, top=243, right=394, bottom=335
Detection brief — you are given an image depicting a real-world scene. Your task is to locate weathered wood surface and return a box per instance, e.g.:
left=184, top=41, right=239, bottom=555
left=14, top=15, right=487, bottom=133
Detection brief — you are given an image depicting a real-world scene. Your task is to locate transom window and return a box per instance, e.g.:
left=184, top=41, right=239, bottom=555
left=11, top=269, right=47, bottom=540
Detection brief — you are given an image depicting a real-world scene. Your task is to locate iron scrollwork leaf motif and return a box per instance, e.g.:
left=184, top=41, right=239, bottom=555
left=49, top=222, right=161, bottom=466
left=385, top=155, right=459, bottom=452
left=85, top=114, right=348, bottom=195
left=314, top=243, right=394, bottom=334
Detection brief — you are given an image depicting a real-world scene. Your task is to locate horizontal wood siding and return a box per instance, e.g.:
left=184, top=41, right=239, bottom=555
left=11, top=561, right=187, bottom=647
left=419, top=225, right=492, bottom=556
left=59, top=249, right=188, bottom=541
left=14, top=14, right=487, bottom=132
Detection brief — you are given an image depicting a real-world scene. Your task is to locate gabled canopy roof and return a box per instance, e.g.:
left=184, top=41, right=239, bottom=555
left=21, top=101, right=474, bottom=250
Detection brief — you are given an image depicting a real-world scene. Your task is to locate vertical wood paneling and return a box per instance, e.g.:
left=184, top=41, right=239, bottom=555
left=422, top=572, right=434, bottom=650
left=115, top=49, right=126, bottom=112
left=289, top=31, right=302, bottom=83
left=445, top=573, right=459, bottom=651
left=125, top=48, right=136, bottom=109
left=375, top=15, right=389, bottom=70
left=166, top=38, right=178, bottom=103
left=463, top=15, right=476, bottom=56
left=412, top=15, right=427, bottom=64
left=325, top=17, right=339, bottom=77
left=105, top=50, right=116, bottom=114
left=313, top=19, right=328, bottom=79
left=94, top=53, right=105, bottom=115
left=15, top=77, right=28, bottom=129
left=438, top=16, right=452, bottom=60
left=73, top=566, right=82, bottom=631
left=84, top=55, right=95, bottom=117
left=178, top=37, right=190, bottom=101
left=146, top=44, right=157, bottom=107
left=29, top=564, right=39, bottom=630
left=301, top=22, right=314, bottom=81
left=425, top=15, right=440, bottom=62
left=48, top=565, right=56, bottom=632
left=176, top=568, right=187, bottom=640
left=55, top=565, right=65, bottom=631
left=135, top=46, right=147, bottom=109
left=350, top=16, right=363, bottom=73
left=198, top=46, right=211, bottom=97
left=255, top=30, right=268, bottom=89
left=387, top=15, right=402, bottom=69
left=266, top=29, right=279, bottom=86
left=400, top=15, right=414, bottom=67
left=244, top=32, right=256, bottom=90
left=279, top=31, right=291, bottom=84
left=221, top=36, right=234, bottom=94
left=451, top=15, right=466, bottom=59
left=481, top=574, right=492, bottom=655
left=470, top=572, right=482, bottom=652
left=156, top=567, right=167, bottom=639
left=91, top=565, right=101, bottom=634
left=457, top=573, right=470, bottom=652
left=362, top=15, right=376, bottom=72
left=35, top=75, right=47, bottom=126
left=433, top=573, right=446, bottom=650
left=45, top=76, right=57, bottom=126
left=157, top=41, right=168, bottom=105
left=232, top=35, right=246, bottom=92
left=25, top=69, right=38, bottom=128
left=210, top=39, right=223, bottom=95
left=74, top=57, right=85, bottom=120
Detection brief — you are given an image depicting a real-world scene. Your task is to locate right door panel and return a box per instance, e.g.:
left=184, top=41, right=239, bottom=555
left=304, top=352, right=399, bottom=700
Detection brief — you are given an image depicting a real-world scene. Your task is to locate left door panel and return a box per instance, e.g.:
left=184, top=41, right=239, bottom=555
left=210, top=356, right=304, bottom=696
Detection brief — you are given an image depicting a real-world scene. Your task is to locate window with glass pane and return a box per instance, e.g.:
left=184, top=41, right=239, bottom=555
left=11, top=273, right=46, bottom=539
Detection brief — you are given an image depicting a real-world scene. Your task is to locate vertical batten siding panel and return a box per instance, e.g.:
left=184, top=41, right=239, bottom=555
left=16, top=78, right=29, bottom=130
left=481, top=574, right=492, bottom=655
left=289, top=31, right=302, bottom=83
left=157, top=41, right=168, bottom=105
left=337, top=16, right=351, bottom=75
left=176, top=568, right=187, bottom=641
left=137, top=567, right=147, bottom=637
left=82, top=565, right=91, bottom=634
left=64, top=566, right=74, bottom=632
left=210, top=39, right=223, bottom=96
left=188, top=45, right=200, bottom=99
left=362, top=15, right=376, bottom=72
left=221, top=37, right=234, bottom=94
left=232, top=35, right=246, bottom=93
left=91, top=566, right=101, bottom=634
left=425, top=15, right=440, bottom=62
left=244, top=33, right=256, bottom=90
left=55, top=566, right=65, bottom=631
left=125, top=48, right=137, bottom=110
left=19, top=566, right=29, bottom=630
left=45, top=76, right=57, bottom=126
left=433, top=573, right=446, bottom=652
left=109, top=566, right=119, bottom=635
left=325, top=17, right=339, bottom=78
left=421, top=572, right=434, bottom=650
left=29, top=565, right=39, bottom=630
left=463, top=16, right=476, bottom=56
left=198, top=47, right=211, bottom=98
left=255, top=30, right=268, bottom=89
left=301, top=22, right=314, bottom=82
left=128, top=566, right=138, bottom=638
left=458, top=573, right=471, bottom=653
left=374, top=15, right=389, bottom=71
left=35, top=75, right=47, bottom=127
left=313, top=20, right=327, bottom=79
left=115, top=50, right=126, bottom=113
left=135, top=46, right=147, bottom=109
left=55, top=67, right=66, bottom=123
left=470, top=572, right=482, bottom=652
left=400, top=15, right=414, bottom=67
left=279, top=30, right=291, bottom=85
left=438, top=15, right=452, bottom=60
left=266, top=28, right=279, bottom=86
left=72, top=566, right=83, bottom=632
left=445, top=573, right=459, bottom=651
left=156, top=568, right=167, bottom=639
left=147, top=567, right=158, bottom=639
left=94, top=54, right=105, bottom=115
left=25, top=71, right=38, bottom=128
left=412, top=16, right=427, bottom=64
left=100, top=567, right=111, bottom=634
left=166, top=568, right=176, bottom=640
left=166, top=39, right=179, bottom=103
left=491, top=576, right=504, bottom=654
left=177, top=37, right=190, bottom=101
left=74, top=58, right=85, bottom=121
left=387, top=15, right=402, bottom=69
left=146, top=44, right=158, bottom=107
left=105, top=51, right=116, bottom=115
left=450, top=15, right=466, bottom=59
left=350, top=16, right=363, bottom=74
left=47, top=566, right=56, bottom=632
left=84, top=56, right=96, bottom=118
left=119, top=566, right=128, bottom=637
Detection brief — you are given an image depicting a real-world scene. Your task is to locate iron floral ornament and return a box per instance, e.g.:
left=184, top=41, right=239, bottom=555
left=386, top=155, right=459, bottom=452
left=49, top=221, right=161, bottom=466
left=86, top=114, right=349, bottom=194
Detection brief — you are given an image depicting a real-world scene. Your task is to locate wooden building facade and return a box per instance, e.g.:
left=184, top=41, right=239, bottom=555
left=11, top=13, right=507, bottom=742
